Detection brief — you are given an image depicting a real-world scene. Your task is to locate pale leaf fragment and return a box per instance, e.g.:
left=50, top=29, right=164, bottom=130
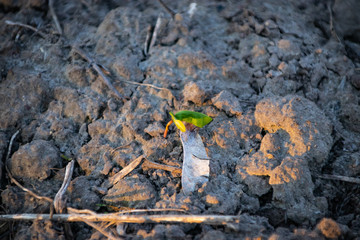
left=180, top=130, right=210, bottom=194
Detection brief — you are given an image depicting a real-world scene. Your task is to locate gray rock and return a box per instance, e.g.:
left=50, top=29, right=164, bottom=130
left=236, top=95, right=333, bottom=223
left=183, top=81, right=212, bottom=105
left=8, top=140, right=62, bottom=180
left=144, top=122, right=165, bottom=137
left=0, top=70, right=49, bottom=129
left=201, top=230, right=226, bottom=240
left=239, top=34, right=270, bottom=69
left=103, top=176, right=156, bottom=208
left=255, top=95, right=333, bottom=169
left=278, top=39, right=301, bottom=61
left=212, top=90, right=242, bottom=116
left=68, top=176, right=101, bottom=210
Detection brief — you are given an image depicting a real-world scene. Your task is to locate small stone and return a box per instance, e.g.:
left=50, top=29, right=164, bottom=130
left=265, top=19, right=277, bottom=29
left=350, top=74, right=360, bottom=89
left=69, top=176, right=101, bottom=210
left=255, top=22, right=265, bottom=34
left=316, top=218, right=341, bottom=239
left=212, top=90, right=242, bottom=116
left=165, top=225, right=186, bottom=240
left=65, top=65, right=87, bottom=87
left=206, top=194, right=219, bottom=205
left=103, top=176, right=155, bottom=208
left=276, top=39, right=301, bottom=61
left=107, top=99, right=118, bottom=111
left=201, top=230, right=227, bottom=240
left=183, top=81, right=208, bottom=105
left=144, top=122, right=165, bottom=137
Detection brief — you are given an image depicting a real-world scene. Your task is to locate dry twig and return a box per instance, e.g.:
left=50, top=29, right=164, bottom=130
left=54, top=160, right=74, bottom=213
left=149, top=14, right=163, bottom=53
left=317, top=174, right=360, bottom=184
left=142, top=158, right=182, bottom=177
left=6, top=170, right=54, bottom=205
left=144, top=25, right=152, bottom=56
left=6, top=130, right=19, bottom=161
left=0, top=213, right=241, bottom=225
left=5, top=20, right=47, bottom=39
left=68, top=207, right=185, bottom=215
left=54, top=160, right=74, bottom=239
left=109, top=155, right=144, bottom=185
left=48, top=0, right=62, bottom=35
left=83, top=220, right=120, bottom=240
left=157, top=0, right=176, bottom=18
left=109, top=143, right=132, bottom=156
left=72, top=46, right=127, bottom=101
left=120, top=79, right=171, bottom=92
left=328, top=4, right=341, bottom=42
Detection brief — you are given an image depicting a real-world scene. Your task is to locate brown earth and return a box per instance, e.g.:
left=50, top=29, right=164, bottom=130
left=0, top=0, right=360, bottom=239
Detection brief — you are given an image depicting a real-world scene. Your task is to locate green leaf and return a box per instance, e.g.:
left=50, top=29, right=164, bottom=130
left=172, top=110, right=212, bottom=128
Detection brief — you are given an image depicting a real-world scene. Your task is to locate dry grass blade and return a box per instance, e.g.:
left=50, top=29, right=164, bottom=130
left=0, top=213, right=241, bottom=225
left=82, top=220, right=121, bottom=240
left=328, top=4, right=341, bottom=42
left=317, top=174, right=360, bottom=184
left=5, top=20, right=47, bottom=39
left=67, top=207, right=97, bottom=215
left=109, top=155, right=144, bottom=185
left=6, top=130, right=19, bottom=161
left=144, top=25, right=152, bottom=56
left=149, top=14, right=163, bottom=52
left=48, top=0, right=62, bottom=34
left=72, top=46, right=126, bottom=101
left=110, top=143, right=131, bottom=156
left=142, top=158, right=182, bottom=177
left=54, top=160, right=74, bottom=240
left=54, top=160, right=75, bottom=213
left=116, top=208, right=186, bottom=214
left=120, top=79, right=171, bottom=92
left=157, top=0, right=176, bottom=18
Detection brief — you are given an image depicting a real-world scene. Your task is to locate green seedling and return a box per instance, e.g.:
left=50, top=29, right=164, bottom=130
left=164, top=110, right=212, bottom=138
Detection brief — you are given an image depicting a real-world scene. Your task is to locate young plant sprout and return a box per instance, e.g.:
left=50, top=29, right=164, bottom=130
left=164, top=110, right=212, bottom=138
left=164, top=110, right=213, bottom=195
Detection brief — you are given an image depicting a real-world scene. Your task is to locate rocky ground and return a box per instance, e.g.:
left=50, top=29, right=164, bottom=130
left=1, top=0, right=360, bottom=239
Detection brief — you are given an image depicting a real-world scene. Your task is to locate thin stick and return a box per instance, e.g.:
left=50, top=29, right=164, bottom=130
left=54, top=160, right=75, bottom=213
left=6, top=168, right=53, bottom=204
left=157, top=0, right=176, bottom=18
left=6, top=130, right=19, bottom=161
left=116, top=208, right=186, bottom=214
left=109, top=155, right=144, bottom=185
left=48, top=0, right=62, bottom=35
left=54, top=160, right=74, bottom=240
left=82, top=220, right=120, bottom=240
left=5, top=20, right=47, bottom=39
left=328, top=4, right=341, bottom=42
left=72, top=46, right=126, bottom=101
left=316, top=174, right=360, bottom=184
left=144, top=25, right=152, bottom=56
left=120, top=79, right=171, bottom=92
left=149, top=15, right=163, bottom=52
left=68, top=207, right=185, bottom=215
left=142, top=158, right=181, bottom=177
left=0, top=213, right=241, bottom=225
left=110, top=143, right=131, bottom=155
